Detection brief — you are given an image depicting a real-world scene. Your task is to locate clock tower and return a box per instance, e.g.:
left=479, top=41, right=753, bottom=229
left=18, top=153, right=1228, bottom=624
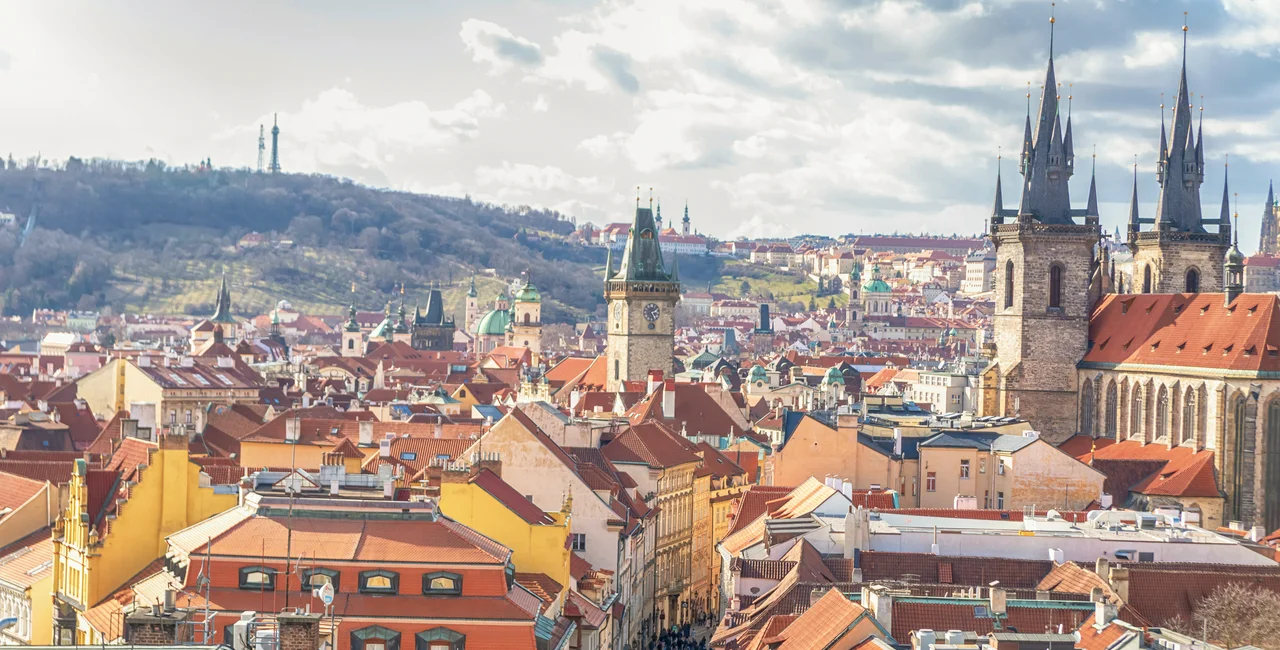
left=604, top=203, right=680, bottom=392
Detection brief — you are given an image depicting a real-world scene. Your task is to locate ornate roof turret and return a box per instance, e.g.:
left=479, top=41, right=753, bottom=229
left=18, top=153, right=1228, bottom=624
left=467, top=276, right=477, bottom=298
left=1151, top=18, right=1211, bottom=236
left=345, top=282, right=360, bottom=332
left=210, top=274, right=236, bottom=324
left=616, top=204, right=675, bottom=283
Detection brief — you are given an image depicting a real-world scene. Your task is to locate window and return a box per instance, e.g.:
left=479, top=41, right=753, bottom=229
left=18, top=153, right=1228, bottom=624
left=359, top=570, right=399, bottom=595
left=984, top=490, right=990, bottom=509
left=960, top=460, right=970, bottom=480
left=1181, top=387, right=1197, bottom=445
left=997, top=460, right=1005, bottom=476
left=614, top=360, right=620, bottom=380
left=1048, top=264, right=1063, bottom=309
left=996, top=492, right=1004, bottom=509
left=911, top=478, right=917, bottom=496
left=1130, top=386, right=1145, bottom=440
left=1185, top=268, right=1200, bottom=294
left=571, top=533, right=587, bottom=551
left=979, top=458, right=986, bottom=474
left=1104, top=382, right=1118, bottom=439
left=523, top=313, right=531, bottom=325
left=1004, top=260, right=1014, bottom=309
left=347, top=338, right=355, bottom=350
left=170, top=410, right=177, bottom=424
left=301, top=568, right=339, bottom=593
left=423, top=572, right=463, bottom=596
left=185, top=410, right=192, bottom=424
left=1080, top=379, right=1095, bottom=437
left=239, top=566, right=276, bottom=591
left=1142, top=265, right=1152, bottom=294
left=352, top=626, right=400, bottom=650
left=926, top=472, right=937, bottom=492
left=1155, top=385, right=1169, bottom=440
left=416, top=628, right=465, bottom=650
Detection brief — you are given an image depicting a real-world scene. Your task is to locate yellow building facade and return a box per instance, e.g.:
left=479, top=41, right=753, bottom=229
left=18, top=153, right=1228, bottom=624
left=438, top=472, right=572, bottom=594
left=51, top=432, right=237, bottom=644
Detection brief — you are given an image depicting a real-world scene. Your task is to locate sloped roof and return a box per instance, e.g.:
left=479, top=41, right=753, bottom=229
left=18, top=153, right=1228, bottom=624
left=472, top=469, right=554, bottom=525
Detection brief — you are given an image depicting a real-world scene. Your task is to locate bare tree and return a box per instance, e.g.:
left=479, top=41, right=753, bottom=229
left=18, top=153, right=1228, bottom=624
left=1168, top=582, right=1280, bottom=650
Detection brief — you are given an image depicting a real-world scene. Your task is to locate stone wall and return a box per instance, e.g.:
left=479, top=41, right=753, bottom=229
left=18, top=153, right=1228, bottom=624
left=1131, top=238, right=1228, bottom=294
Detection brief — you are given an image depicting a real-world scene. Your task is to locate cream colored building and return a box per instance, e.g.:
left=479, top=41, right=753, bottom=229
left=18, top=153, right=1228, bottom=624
left=917, top=431, right=1104, bottom=511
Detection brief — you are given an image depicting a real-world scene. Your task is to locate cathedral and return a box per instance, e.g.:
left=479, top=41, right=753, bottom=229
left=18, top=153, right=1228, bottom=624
left=980, top=18, right=1280, bottom=531
left=604, top=201, right=680, bottom=392
left=365, top=285, right=456, bottom=352
left=470, top=275, right=544, bottom=357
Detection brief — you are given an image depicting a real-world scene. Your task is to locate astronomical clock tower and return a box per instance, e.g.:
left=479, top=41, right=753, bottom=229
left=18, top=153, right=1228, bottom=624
left=604, top=202, right=680, bottom=392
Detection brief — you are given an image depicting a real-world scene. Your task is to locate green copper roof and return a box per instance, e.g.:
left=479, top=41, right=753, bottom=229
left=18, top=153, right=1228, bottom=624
left=863, top=267, right=891, bottom=293
left=514, top=282, right=541, bottom=303
left=822, top=366, right=845, bottom=385
left=475, top=308, right=512, bottom=336
left=748, top=365, right=767, bottom=380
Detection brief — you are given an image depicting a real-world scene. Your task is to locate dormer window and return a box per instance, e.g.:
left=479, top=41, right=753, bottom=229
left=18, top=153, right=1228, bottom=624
left=359, top=570, right=399, bottom=595
left=423, top=571, right=463, bottom=596
left=301, top=567, right=340, bottom=592
left=416, top=628, right=465, bottom=650
left=239, top=566, right=276, bottom=591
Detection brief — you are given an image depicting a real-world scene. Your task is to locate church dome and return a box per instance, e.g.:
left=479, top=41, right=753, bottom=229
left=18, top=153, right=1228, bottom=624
left=862, top=277, right=891, bottom=293
left=822, top=366, right=845, bottom=385
left=475, top=308, right=512, bottom=336
left=1226, top=243, right=1245, bottom=266
left=748, top=365, right=767, bottom=382
left=514, top=282, right=541, bottom=303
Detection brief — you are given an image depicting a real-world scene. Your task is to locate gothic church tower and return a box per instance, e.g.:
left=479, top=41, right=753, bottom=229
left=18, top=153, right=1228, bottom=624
left=604, top=202, right=680, bottom=392
left=1128, top=22, right=1230, bottom=293
left=982, top=13, right=1100, bottom=442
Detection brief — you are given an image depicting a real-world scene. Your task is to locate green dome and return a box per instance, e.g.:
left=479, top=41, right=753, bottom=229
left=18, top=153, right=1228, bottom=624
left=862, top=277, right=891, bottom=293
left=514, top=282, right=541, bottom=303
left=748, top=365, right=767, bottom=381
left=475, top=308, right=512, bottom=336
left=822, top=366, right=845, bottom=385
left=1226, top=243, right=1245, bottom=265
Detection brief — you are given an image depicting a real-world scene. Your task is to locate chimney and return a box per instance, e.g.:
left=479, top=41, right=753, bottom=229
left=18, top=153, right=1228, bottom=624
left=662, top=380, right=676, bottom=419
left=1099, top=492, right=1113, bottom=509
left=944, top=631, right=965, bottom=646
left=163, top=590, right=176, bottom=614
left=358, top=420, right=373, bottom=446
left=1249, top=525, right=1267, bottom=542
left=275, top=612, right=322, bottom=650
left=475, top=452, right=502, bottom=477
left=893, top=427, right=903, bottom=456
left=863, top=585, right=894, bottom=636
left=1095, top=557, right=1109, bottom=578
left=809, top=587, right=827, bottom=607
left=179, top=356, right=194, bottom=368
left=1094, top=600, right=1118, bottom=629
left=1048, top=548, right=1064, bottom=564
left=441, top=461, right=471, bottom=484
left=216, top=356, right=234, bottom=368
left=285, top=417, right=301, bottom=443
left=915, top=630, right=936, bottom=650
left=648, top=370, right=662, bottom=395
left=1107, top=566, right=1130, bottom=603
left=569, top=389, right=582, bottom=412
left=379, top=437, right=392, bottom=458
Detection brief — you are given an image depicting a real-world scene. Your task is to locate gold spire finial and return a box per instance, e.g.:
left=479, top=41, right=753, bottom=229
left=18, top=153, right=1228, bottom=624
left=351, top=281, right=356, bottom=293
left=648, top=187, right=653, bottom=209
left=1183, top=11, right=1188, bottom=32
left=1050, top=2, right=1056, bottom=24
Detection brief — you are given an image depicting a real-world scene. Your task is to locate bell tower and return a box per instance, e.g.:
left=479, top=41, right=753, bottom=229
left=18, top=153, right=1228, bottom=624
left=982, top=9, right=1100, bottom=443
left=604, top=199, right=680, bottom=392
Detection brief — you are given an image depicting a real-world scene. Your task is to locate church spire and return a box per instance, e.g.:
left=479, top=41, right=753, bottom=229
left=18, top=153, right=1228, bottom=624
left=992, top=156, right=1005, bottom=219
left=616, top=200, right=675, bottom=283
left=1220, top=160, right=1231, bottom=226
left=1127, top=161, right=1141, bottom=234
left=1014, top=5, right=1077, bottom=225
left=1151, top=13, right=1207, bottom=234
left=1086, top=149, right=1099, bottom=217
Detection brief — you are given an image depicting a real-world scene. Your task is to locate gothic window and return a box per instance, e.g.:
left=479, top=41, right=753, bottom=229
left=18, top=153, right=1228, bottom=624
left=1049, top=264, right=1064, bottom=310
left=1129, top=385, right=1144, bottom=440
left=1181, top=387, right=1197, bottom=445
left=1268, top=401, right=1280, bottom=530
left=1231, top=396, right=1247, bottom=521
left=1104, top=381, right=1118, bottom=439
left=1004, top=260, right=1014, bottom=309
left=1155, top=385, right=1169, bottom=440
left=1142, top=265, right=1152, bottom=294
left=1080, top=379, right=1095, bottom=437
left=1185, top=268, right=1200, bottom=294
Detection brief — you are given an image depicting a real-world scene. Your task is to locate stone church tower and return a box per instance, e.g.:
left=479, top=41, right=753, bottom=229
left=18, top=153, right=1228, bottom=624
left=1128, top=26, right=1230, bottom=293
left=1260, top=182, right=1278, bottom=257
left=604, top=202, right=680, bottom=392
left=982, top=19, right=1100, bottom=442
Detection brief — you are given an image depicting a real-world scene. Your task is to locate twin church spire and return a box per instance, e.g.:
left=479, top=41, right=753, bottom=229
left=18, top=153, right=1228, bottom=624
left=992, top=9, right=1096, bottom=228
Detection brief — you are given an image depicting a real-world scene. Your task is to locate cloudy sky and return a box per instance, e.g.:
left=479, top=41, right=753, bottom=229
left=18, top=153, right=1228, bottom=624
left=1, top=0, right=1278, bottom=247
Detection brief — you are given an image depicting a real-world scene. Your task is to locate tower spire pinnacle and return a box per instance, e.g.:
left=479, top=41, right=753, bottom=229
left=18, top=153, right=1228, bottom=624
left=1128, top=158, right=1141, bottom=232
left=1220, top=157, right=1231, bottom=226
left=1049, top=2, right=1056, bottom=59
left=1086, top=146, right=1099, bottom=217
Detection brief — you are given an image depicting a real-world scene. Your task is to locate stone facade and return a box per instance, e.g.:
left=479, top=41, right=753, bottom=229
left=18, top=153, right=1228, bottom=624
left=604, top=205, right=680, bottom=392
left=1131, top=235, right=1225, bottom=293
left=988, top=222, right=1098, bottom=443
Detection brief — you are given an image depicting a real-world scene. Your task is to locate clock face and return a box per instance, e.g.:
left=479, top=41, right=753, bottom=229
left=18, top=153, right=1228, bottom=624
left=613, top=302, right=623, bottom=323
left=643, top=303, right=661, bottom=322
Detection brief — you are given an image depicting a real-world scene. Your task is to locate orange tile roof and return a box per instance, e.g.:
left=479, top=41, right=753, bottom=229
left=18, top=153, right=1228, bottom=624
left=1084, top=439, right=1221, bottom=498
left=0, top=470, right=46, bottom=513
left=1084, top=293, right=1280, bottom=372
left=773, top=588, right=874, bottom=650
left=0, top=528, right=53, bottom=589
left=1075, top=619, right=1138, bottom=650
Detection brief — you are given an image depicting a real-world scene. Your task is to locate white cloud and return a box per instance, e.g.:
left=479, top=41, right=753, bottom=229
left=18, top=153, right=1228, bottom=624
left=459, top=19, right=544, bottom=74
left=532, top=94, right=549, bottom=112
left=474, top=162, right=614, bottom=195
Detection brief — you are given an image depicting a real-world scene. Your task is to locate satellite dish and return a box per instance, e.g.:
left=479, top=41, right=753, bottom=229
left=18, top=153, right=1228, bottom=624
left=317, top=581, right=335, bottom=606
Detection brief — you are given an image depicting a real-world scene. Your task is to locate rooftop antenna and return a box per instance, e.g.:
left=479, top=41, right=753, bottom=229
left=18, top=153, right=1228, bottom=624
left=268, top=113, right=281, bottom=174
left=256, top=125, right=265, bottom=173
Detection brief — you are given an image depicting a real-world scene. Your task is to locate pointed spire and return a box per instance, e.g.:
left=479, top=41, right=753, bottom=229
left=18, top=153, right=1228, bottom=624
left=1220, top=158, right=1231, bottom=225
left=604, top=245, right=615, bottom=281
left=1086, top=148, right=1099, bottom=217
left=1159, top=100, right=1168, bottom=163
left=1049, top=2, right=1056, bottom=59
left=1195, top=101, right=1205, bottom=167
left=669, top=250, right=680, bottom=283
left=992, top=155, right=1005, bottom=218
left=1128, top=161, right=1141, bottom=228
left=467, top=275, right=477, bottom=298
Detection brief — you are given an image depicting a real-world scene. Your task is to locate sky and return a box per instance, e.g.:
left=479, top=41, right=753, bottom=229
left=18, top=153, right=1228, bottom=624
left=1, top=0, right=1278, bottom=248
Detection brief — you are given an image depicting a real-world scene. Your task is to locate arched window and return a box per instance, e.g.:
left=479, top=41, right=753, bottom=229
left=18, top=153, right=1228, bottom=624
left=1049, top=264, right=1064, bottom=310
left=1268, top=401, right=1280, bottom=530
left=1230, top=395, right=1247, bottom=521
left=1004, top=260, right=1014, bottom=309
left=347, top=338, right=355, bottom=350
left=1080, top=380, right=1095, bottom=437
left=1155, top=385, right=1169, bottom=439
left=523, top=312, right=531, bottom=325
left=1185, top=268, right=1200, bottom=294
left=1129, top=386, right=1144, bottom=440
left=1104, top=381, right=1118, bottom=439
left=1181, top=387, right=1197, bottom=445
left=1142, top=265, right=1152, bottom=294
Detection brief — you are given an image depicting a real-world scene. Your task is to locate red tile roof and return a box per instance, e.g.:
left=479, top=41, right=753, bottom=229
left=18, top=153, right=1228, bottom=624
left=471, top=469, right=554, bottom=525
left=859, top=552, right=1055, bottom=589
left=1084, top=293, right=1280, bottom=372
left=890, top=600, right=1089, bottom=641
left=603, top=420, right=700, bottom=469
left=772, top=588, right=876, bottom=650
left=0, top=470, right=47, bottom=513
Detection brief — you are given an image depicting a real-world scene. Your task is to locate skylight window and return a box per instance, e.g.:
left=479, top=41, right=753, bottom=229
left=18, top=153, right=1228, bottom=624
left=168, top=373, right=188, bottom=386
left=193, top=375, right=211, bottom=386
left=216, top=373, right=234, bottom=386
